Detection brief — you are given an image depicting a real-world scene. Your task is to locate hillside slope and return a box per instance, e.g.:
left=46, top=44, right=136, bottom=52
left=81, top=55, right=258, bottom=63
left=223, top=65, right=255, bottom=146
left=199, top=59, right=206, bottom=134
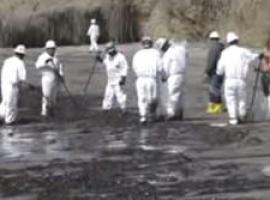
left=0, top=0, right=269, bottom=47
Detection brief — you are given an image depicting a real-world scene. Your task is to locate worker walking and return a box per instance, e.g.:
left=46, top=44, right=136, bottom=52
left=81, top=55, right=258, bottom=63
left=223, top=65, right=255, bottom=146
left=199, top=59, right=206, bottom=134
left=216, top=32, right=259, bottom=125
left=96, top=42, right=129, bottom=112
left=132, top=37, right=161, bottom=124
left=87, top=18, right=100, bottom=52
left=155, top=38, right=188, bottom=121
left=35, top=40, right=64, bottom=117
left=0, top=45, right=34, bottom=125
left=205, top=31, right=225, bottom=114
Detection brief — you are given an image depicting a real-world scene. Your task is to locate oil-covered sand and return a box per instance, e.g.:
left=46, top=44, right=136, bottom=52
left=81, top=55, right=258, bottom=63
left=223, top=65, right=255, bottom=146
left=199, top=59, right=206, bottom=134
left=0, top=43, right=270, bottom=200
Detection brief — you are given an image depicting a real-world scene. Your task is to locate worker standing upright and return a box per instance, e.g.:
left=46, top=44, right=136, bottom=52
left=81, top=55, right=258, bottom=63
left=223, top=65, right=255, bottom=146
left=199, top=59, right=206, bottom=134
left=155, top=38, right=188, bottom=121
left=133, top=36, right=161, bottom=124
left=36, top=40, right=64, bottom=117
left=87, top=18, right=100, bottom=52
left=0, top=45, right=34, bottom=125
left=205, top=31, right=225, bottom=114
left=259, top=38, right=270, bottom=118
left=216, top=32, right=260, bottom=125
left=96, top=42, right=129, bottom=112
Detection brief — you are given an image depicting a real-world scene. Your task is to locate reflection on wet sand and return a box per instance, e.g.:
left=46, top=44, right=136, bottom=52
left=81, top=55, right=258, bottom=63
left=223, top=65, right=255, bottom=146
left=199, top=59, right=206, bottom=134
left=1, top=126, right=32, bottom=158
left=0, top=118, right=270, bottom=199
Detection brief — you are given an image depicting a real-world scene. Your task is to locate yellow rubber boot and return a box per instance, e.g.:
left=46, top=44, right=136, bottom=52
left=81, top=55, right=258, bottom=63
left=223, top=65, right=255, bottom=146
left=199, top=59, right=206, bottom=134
left=212, top=103, right=224, bottom=114
left=207, top=103, right=215, bottom=113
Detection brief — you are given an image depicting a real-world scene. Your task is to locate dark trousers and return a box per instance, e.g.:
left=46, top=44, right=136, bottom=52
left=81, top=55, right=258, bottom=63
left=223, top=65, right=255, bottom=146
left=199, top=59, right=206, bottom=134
left=261, top=73, right=270, bottom=97
left=209, top=75, right=223, bottom=103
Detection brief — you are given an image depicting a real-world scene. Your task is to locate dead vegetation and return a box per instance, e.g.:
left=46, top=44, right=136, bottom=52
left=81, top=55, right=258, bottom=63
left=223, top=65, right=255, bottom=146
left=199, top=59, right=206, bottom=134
left=0, top=0, right=270, bottom=47
left=0, top=0, right=139, bottom=47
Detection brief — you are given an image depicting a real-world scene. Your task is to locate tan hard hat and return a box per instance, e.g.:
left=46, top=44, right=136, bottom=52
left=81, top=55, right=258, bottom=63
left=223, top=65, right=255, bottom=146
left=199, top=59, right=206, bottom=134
left=209, top=31, right=220, bottom=39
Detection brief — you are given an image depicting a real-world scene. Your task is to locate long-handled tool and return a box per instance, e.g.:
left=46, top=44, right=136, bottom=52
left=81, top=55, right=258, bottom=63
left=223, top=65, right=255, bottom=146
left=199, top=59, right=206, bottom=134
left=48, top=60, right=79, bottom=107
left=81, top=51, right=103, bottom=104
left=246, top=59, right=262, bottom=122
left=83, top=58, right=98, bottom=96
left=61, top=79, right=79, bottom=107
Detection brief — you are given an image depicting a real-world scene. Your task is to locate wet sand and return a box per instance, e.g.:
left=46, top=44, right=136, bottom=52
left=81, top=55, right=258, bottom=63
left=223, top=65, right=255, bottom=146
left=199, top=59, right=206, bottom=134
left=0, top=43, right=270, bottom=200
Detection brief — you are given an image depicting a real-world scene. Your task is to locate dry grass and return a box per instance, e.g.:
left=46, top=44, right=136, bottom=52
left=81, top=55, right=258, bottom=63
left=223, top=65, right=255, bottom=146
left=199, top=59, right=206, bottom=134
left=0, top=0, right=270, bottom=47
left=0, top=0, right=139, bottom=47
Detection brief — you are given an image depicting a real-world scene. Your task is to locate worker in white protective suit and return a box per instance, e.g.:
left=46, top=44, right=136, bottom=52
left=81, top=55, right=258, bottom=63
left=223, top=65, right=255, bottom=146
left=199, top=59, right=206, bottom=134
left=155, top=38, right=188, bottom=121
left=35, top=40, right=64, bottom=117
left=87, top=18, right=100, bottom=52
left=96, top=42, right=129, bottom=112
left=0, top=45, right=35, bottom=125
left=132, top=36, right=161, bottom=124
left=216, top=32, right=260, bottom=125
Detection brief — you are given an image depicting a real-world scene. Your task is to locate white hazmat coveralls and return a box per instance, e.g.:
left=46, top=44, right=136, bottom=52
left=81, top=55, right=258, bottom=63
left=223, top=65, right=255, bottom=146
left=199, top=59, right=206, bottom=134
left=133, top=48, right=161, bottom=122
left=36, top=52, right=64, bottom=116
left=0, top=56, right=26, bottom=124
left=87, top=24, right=100, bottom=51
left=216, top=44, right=258, bottom=124
left=161, top=44, right=187, bottom=118
left=102, top=52, right=128, bottom=110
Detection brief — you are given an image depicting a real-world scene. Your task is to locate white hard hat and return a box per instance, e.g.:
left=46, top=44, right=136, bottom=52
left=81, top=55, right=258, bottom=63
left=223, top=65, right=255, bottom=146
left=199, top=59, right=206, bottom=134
left=226, top=32, right=239, bottom=44
left=45, top=40, right=57, bottom=49
left=14, top=45, right=26, bottom=54
left=155, top=38, right=169, bottom=50
left=91, top=18, right=96, bottom=24
left=209, top=31, right=220, bottom=39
